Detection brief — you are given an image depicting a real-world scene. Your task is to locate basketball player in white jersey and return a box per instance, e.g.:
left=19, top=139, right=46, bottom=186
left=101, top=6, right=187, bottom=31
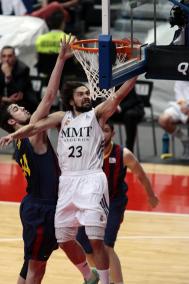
left=0, top=77, right=137, bottom=284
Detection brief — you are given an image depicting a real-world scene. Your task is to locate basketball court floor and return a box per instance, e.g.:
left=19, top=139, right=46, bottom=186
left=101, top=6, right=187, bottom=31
left=0, top=154, right=189, bottom=283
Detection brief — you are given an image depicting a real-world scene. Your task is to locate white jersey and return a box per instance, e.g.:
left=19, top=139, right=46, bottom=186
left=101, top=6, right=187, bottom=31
left=57, top=109, right=104, bottom=172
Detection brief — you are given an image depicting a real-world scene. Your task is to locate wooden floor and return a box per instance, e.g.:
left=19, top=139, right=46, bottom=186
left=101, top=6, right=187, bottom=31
left=1, top=203, right=189, bottom=284
left=0, top=155, right=189, bottom=283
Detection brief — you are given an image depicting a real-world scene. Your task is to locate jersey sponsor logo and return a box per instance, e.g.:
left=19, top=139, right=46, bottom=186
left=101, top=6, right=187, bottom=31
left=100, top=215, right=104, bottom=222
left=109, top=157, right=116, bottom=163
left=60, top=126, right=92, bottom=138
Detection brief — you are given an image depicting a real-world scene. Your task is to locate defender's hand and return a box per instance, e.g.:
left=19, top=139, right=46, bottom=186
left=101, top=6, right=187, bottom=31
left=148, top=195, right=159, bottom=208
left=0, top=134, right=13, bottom=148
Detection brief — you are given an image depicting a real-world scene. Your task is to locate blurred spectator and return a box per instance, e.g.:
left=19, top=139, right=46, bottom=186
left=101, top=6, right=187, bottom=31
left=158, top=1, right=189, bottom=158
left=0, top=0, right=27, bottom=15
left=40, top=0, right=84, bottom=35
left=0, top=46, right=38, bottom=113
left=35, top=10, right=81, bottom=110
left=35, top=9, right=70, bottom=53
left=35, top=9, right=75, bottom=79
left=35, top=9, right=85, bottom=82
left=42, top=0, right=79, bottom=10
left=22, top=0, right=38, bottom=13
left=31, top=1, right=70, bottom=23
left=110, top=86, right=145, bottom=152
left=159, top=81, right=189, bottom=158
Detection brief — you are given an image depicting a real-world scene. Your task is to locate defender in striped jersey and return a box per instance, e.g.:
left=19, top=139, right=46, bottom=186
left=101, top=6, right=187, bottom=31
left=0, top=36, right=74, bottom=284
left=77, top=120, right=159, bottom=284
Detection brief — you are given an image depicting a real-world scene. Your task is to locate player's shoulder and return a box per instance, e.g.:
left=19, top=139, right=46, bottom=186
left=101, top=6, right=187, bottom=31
left=123, top=147, right=135, bottom=161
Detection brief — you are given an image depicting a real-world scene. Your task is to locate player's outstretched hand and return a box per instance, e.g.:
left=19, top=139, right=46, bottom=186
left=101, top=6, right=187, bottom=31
left=59, top=33, right=76, bottom=61
left=148, top=195, right=159, bottom=208
left=0, top=134, right=13, bottom=148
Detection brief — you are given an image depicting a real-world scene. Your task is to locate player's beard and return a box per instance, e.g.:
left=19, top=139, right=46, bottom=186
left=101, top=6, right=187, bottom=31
left=75, top=103, right=92, bottom=113
left=18, top=116, right=31, bottom=126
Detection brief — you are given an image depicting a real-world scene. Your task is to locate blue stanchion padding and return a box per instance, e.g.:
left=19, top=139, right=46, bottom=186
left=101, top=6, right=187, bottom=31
left=98, top=34, right=112, bottom=89
left=99, top=35, right=147, bottom=89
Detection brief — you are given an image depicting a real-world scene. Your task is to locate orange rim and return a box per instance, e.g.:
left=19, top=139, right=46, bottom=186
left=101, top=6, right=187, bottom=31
left=70, top=38, right=141, bottom=54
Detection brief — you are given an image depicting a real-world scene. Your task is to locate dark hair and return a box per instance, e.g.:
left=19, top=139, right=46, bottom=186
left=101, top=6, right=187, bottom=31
left=105, top=119, right=114, bottom=131
left=1, top=46, right=15, bottom=55
left=61, top=81, right=87, bottom=111
left=46, top=10, right=64, bottom=30
left=0, top=103, right=14, bottom=133
left=169, top=1, right=188, bottom=28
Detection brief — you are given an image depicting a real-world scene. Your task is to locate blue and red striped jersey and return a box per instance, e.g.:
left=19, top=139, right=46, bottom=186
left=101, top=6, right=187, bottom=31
left=103, top=143, right=128, bottom=200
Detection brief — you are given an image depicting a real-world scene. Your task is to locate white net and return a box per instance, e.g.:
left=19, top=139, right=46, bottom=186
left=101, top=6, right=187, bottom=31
left=71, top=40, right=129, bottom=100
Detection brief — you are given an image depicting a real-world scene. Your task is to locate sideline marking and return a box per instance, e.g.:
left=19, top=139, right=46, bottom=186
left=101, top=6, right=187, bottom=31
left=1, top=236, right=189, bottom=243
left=0, top=238, right=22, bottom=242
left=0, top=201, right=20, bottom=205
left=118, top=236, right=189, bottom=240
left=126, top=210, right=189, bottom=218
left=0, top=202, right=189, bottom=217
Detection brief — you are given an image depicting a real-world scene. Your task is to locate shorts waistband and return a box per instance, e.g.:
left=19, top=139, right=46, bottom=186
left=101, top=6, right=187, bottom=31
left=61, top=169, right=103, bottom=176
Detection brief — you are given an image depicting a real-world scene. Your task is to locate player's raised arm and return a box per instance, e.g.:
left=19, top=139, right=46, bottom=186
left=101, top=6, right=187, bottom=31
left=30, top=34, right=75, bottom=124
left=0, top=112, right=64, bottom=148
left=95, top=77, right=137, bottom=126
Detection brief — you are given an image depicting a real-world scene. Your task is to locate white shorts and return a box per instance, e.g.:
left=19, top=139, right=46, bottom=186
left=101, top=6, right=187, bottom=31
left=164, top=102, right=188, bottom=124
left=55, top=169, right=109, bottom=229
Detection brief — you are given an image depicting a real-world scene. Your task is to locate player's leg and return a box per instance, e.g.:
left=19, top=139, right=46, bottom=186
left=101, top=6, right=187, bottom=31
left=159, top=107, right=189, bottom=156
left=77, top=225, right=122, bottom=284
left=26, top=260, right=46, bottom=284
left=104, top=195, right=127, bottom=284
left=17, top=259, right=46, bottom=284
left=17, top=260, right=28, bottom=284
left=55, top=180, right=98, bottom=283
left=57, top=227, right=99, bottom=283
left=158, top=111, right=177, bottom=133
left=20, top=198, right=58, bottom=283
left=105, top=246, right=123, bottom=284
left=17, top=276, right=25, bottom=284
left=84, top=226, right=109, bottom=284
left=84, top=172, right=109, bottom=284
left=76, top=226, right=95, bottom=267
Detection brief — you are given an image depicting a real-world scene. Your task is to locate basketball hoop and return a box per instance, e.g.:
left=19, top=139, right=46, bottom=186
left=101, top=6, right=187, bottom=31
left=71, top=38, right=141, bottom=100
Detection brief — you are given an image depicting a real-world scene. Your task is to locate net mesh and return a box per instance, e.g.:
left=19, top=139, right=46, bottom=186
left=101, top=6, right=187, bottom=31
left=71, top=39, right=140, bottom=100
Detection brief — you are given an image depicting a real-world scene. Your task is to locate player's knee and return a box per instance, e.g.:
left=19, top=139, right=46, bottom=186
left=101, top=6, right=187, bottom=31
left=55, top=227, right=77, bottom=243
left=89, top=238, right=104, bottom=251
left=158, top=114, right=166, bottom=126
left=27, top=260, right=46, bottom=281
left=159, top=114, right=171, bottom=128
left=85, top=226, right=105, bottom=243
